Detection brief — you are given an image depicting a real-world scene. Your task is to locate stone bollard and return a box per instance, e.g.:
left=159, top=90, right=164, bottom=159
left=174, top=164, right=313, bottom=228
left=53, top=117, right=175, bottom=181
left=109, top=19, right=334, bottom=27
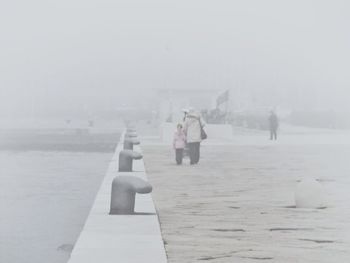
left=125, top=132, right=138, bottom=138
left=110, top=176, right=152, bottom=215
left=126, top=127, right=136, bottom=133
left=124, top=138, right=140, bottom=150
left=119, top=150, right=143, bottom=172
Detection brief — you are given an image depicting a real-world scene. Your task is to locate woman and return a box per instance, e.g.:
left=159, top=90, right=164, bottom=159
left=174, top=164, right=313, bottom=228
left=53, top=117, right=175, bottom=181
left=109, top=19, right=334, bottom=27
left=183, top=109, right=205, bottom=165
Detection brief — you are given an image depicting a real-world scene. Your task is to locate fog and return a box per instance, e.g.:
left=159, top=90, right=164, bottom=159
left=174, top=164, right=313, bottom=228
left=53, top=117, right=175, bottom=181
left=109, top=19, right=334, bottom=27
left=1, top=0, right=350, bottom=120
left=2, top=2, right=350, bottom=262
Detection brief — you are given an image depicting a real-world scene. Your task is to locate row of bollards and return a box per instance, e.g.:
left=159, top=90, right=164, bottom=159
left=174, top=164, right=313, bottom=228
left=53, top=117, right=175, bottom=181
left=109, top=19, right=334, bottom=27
left=110, top=126, right=153, bottom=215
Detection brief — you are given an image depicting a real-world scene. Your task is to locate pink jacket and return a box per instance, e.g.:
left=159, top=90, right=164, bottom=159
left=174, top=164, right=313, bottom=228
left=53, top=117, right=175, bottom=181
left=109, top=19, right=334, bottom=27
left=173, top=130, right=186, bottom=149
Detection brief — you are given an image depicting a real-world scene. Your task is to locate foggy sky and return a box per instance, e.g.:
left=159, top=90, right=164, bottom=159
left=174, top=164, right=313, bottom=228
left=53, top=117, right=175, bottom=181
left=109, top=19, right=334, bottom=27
left=1, top=0, right=350, bottom=118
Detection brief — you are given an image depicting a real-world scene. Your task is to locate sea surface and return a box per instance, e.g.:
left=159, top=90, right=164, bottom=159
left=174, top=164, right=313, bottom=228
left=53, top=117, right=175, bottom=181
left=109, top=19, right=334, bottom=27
left=0, top=132, right=118, bottom=263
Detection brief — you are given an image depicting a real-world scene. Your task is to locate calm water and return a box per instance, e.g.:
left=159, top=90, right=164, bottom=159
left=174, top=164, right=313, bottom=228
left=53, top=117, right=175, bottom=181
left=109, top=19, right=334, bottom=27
left=0, top=150, right=113, bottom=263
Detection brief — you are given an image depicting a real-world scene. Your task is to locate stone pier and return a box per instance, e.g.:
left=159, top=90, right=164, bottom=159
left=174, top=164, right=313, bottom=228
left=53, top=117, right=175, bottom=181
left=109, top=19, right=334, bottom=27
left=67, top=132, right=167, bottom=263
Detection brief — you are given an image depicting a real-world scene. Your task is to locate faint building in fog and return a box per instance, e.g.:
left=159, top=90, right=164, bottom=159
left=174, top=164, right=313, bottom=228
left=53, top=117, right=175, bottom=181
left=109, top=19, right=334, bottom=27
left=155, top=88, right=219, bottom=123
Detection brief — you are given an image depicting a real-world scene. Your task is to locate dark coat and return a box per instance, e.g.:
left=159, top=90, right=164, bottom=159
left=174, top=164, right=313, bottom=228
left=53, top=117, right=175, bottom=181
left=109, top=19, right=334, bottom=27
left=269, top=113, right=279, bottom=130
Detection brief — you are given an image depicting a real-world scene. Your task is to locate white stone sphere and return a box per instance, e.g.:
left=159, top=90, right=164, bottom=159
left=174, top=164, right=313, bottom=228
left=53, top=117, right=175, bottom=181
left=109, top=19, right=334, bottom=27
left=295, top=177, right=325, bottom=209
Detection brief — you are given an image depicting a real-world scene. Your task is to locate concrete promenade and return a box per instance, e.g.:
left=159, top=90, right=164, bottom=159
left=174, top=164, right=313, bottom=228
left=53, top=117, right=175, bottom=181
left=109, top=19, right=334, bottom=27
left=143, top=136, right=350, bottom=262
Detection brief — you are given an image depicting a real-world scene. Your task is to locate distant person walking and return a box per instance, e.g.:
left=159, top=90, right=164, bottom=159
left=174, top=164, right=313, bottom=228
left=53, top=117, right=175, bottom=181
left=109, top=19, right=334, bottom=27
left=173, top=124, right=186, bottom=165
left=269, top=111, right=279, bottom=140
left=184, top=109, right=205, bottom=165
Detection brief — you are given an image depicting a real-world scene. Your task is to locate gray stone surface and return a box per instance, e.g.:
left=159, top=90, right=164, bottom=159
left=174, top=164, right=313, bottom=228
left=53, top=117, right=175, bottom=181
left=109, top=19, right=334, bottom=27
left=143, top=144, right=350, bottom=262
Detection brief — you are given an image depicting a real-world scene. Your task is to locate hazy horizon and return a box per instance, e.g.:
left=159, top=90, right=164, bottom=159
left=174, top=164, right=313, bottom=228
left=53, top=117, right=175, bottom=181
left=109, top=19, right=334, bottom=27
left=1, top=0, right=350, bottom=119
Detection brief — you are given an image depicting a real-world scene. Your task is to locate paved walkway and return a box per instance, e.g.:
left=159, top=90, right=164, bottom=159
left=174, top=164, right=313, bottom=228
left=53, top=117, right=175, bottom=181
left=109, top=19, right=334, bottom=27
left=143, top=143, right=350, bottom=262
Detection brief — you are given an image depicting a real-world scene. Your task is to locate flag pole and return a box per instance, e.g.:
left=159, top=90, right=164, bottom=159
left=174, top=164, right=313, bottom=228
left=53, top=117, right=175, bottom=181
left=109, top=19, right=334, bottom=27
left=225, top=90, right=229, bottom=123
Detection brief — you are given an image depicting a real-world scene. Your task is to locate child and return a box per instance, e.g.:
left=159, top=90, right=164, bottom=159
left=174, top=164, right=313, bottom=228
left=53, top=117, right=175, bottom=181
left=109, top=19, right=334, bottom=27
left=173, top=123, right=186, bottom=165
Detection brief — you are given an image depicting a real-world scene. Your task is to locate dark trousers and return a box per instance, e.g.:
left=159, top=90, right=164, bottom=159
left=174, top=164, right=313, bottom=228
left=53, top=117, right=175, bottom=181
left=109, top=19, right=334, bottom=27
left=270, top=129, right=277, bottom=140
left=175, top=149, right=184, bottom=164
left=187, top=142, right=200, bottom=164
